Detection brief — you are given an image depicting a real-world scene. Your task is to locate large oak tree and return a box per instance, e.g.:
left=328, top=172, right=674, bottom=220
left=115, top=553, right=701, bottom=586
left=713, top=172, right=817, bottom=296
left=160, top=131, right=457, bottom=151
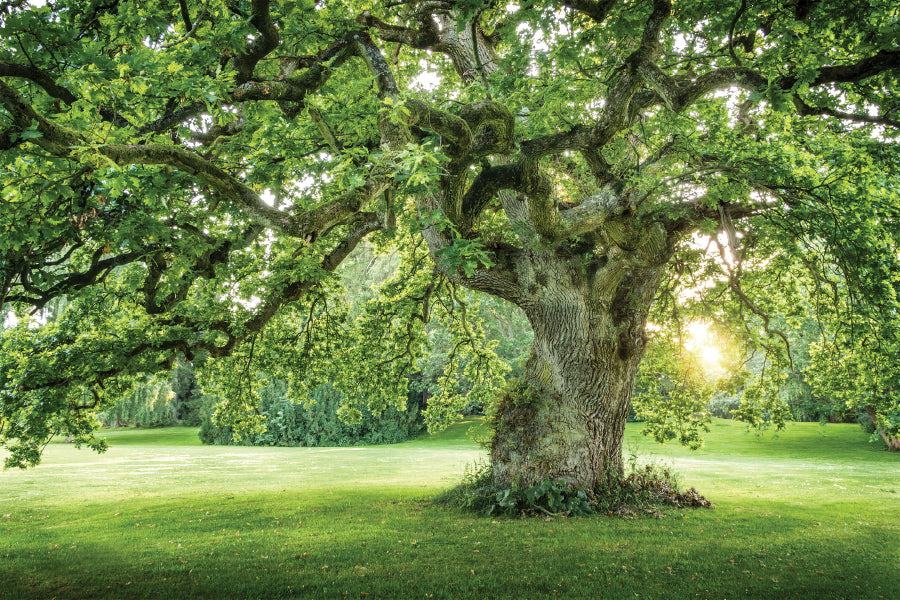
left=1, top=0, right=898, bottom=488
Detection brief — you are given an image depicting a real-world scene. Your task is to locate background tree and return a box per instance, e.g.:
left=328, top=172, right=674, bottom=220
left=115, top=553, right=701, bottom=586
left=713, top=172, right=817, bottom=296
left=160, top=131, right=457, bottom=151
left=98, top=380, right=178, bottom=428
left=168, top=358, right=204, bottom=425
left=1, top=1, right=897, bottom=495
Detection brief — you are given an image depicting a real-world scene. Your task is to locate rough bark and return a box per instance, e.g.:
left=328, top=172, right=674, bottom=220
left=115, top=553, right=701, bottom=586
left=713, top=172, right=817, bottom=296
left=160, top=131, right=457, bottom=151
left=491, top=250, right=665, bottom=490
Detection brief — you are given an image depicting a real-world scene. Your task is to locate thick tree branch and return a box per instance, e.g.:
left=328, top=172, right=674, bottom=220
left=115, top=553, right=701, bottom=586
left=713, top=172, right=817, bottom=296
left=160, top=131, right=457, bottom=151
left=1, top=63, right=132, bottom=127
left=519, top=126, right=591, bottom=163
left=456, top=101, right=516, bottom=157
left=353, top=32, right=401, bottom=99
left=356, top=11, right=438, bottom=48
left=789, top=49, right=900, bottom=88
left=0, top=62, right=77, bottom=103
left=307, top=106, right=342, bottom=153
left=98, top=144, right=293, bottom=230
left=178, top=0, right=192, bottom=31
left=295, top=180, right=392, bottom=244
left=631, top=50, right=899, bottom=125
left=459, top=163, right=519, bottom=229
left=562, top=0, right=616, bottom=23
left=233, top=0, right=280, bottom=83
left=557, top=190, right=630, bottom=240
left=405, top=98, right=472, bottom=154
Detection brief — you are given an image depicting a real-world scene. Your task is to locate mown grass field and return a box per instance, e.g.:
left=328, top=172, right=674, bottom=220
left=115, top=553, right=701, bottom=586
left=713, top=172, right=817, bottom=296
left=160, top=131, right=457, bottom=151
left=1, top=419, right=898, bottom=599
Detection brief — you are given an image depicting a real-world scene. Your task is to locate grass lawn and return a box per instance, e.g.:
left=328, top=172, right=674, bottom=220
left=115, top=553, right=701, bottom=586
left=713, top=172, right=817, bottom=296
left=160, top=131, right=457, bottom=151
left=1, top=418, right=898, bottom=599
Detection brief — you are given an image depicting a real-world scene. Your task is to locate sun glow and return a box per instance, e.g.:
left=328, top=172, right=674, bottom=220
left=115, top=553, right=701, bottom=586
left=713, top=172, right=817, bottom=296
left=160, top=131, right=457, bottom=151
left=685, top=321, right=723, bottom=373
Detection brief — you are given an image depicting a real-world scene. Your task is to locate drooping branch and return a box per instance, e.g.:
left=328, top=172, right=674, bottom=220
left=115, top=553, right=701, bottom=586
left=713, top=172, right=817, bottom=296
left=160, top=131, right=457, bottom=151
left=15, top=210, right=385, bottom=395
left=212, top=211, right=385, bottom=357
left=714, top=236, right=795, bottom=372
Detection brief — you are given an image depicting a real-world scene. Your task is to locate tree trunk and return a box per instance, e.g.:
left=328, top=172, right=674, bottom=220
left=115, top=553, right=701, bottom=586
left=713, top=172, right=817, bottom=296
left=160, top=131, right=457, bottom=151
left=866, top=405, right=900, bottom=451
left=490, top=253, right=663, bottom=491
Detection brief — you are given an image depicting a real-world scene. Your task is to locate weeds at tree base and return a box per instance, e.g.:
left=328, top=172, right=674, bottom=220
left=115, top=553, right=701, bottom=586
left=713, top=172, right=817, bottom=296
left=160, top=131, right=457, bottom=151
left=436, top=460, right=714, bottom=518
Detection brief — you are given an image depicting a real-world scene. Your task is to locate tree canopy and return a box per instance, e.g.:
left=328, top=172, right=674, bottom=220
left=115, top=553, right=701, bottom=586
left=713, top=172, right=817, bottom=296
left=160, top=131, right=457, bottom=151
left=1, top=0, right=898, bottom=477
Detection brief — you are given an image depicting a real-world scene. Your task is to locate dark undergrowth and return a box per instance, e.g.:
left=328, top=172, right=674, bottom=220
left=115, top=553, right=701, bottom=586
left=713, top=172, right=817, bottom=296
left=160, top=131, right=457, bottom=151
left=435, top=459, right=713, bottom=518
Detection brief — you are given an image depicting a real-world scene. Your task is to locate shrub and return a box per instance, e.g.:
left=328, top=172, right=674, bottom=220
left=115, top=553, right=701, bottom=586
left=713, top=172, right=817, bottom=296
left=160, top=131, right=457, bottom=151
left=706, top=392, right=740, bottom=419
left=437, top=458, right=713, bottom=518
left=198, top=380, right=424, bottom=447
left=198, top=395, right=232, bottom=445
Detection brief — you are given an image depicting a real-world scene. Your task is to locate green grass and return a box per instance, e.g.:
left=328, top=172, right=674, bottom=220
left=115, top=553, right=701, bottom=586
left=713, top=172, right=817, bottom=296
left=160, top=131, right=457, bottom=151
left=1, top=419, right=898, bottom=599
